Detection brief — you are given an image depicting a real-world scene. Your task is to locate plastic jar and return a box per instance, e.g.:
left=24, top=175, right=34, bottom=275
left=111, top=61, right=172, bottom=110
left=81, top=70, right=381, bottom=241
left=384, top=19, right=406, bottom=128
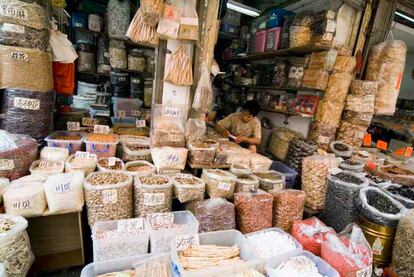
left=77, top=43, right=96, bottom=73
left=128, top=49, right=146, bottom=72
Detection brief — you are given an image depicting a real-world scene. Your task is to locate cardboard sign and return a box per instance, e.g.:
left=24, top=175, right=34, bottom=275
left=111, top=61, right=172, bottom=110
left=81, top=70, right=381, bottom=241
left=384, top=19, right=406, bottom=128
left=376, top=140, right=388, bottom=151
left=147, top=213, right=174, bottom=229
left=67, top=121, right=80, bottom=131
left=363, top=134, right=372, bottom=147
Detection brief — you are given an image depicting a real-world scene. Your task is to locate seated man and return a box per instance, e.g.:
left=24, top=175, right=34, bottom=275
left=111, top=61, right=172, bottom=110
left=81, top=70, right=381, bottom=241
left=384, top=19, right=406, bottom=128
left=215, top=100, right=262, bottom=153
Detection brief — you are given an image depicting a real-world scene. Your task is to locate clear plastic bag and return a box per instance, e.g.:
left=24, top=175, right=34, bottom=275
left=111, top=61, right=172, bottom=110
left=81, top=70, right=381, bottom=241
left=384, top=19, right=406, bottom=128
left=345, top=95, right=375, bottom=114
left=341, top=111, right=373, bottom=127
left=286, top=57, right=309, bottom=88
left=44, top=171, right=84, bottom=213
left=336, top=121, right=367, bottom=147
left=164, top=45, right=193, bottom=86
left=109, top=40, right=127, bottom=69
left=151, top=104, right=188, bottom=148
left=107, top=0, right=131, bottom=40
left=151, top=147, right=188, bottom=172
left=40, top=147, right=69, bottom=163
left=333, top=55, right=356, bottom=73
left=301, top=154, right=338, bottom=210
left=121, top=137, right=151, bottom=162
left=254, top=170, right=286, bottom=192
left=268, top=127, right=303, bottom=161
left=178, top=0, right=199, bottom=41
left=355, top=186, right=408, bottom=227
left=350, top=80, right=378, bottom=96
left=29, top=159, right=64, bottom=177
left=366, top=40, right=407, bottom=115
left=383, top=184, right=414, bottom=208
left=285, top=138, right=317, bottom=174
left=234, top=190, right=273, bottom=234
left=202, top=169, right=237, bottom=199
left=3, top=175, right=47, bottom=216
left=0, top=22, right=50, bottom=51
left=188, top=140, right=218, bottom=166
left=156, top=3, right=181, bottom=39
left=373, top=165, right=414, bottom=187
left=186, top=198, right=236, bottom=232
left=230, top=164, right=251, bottom=178
left=323, top=72, right=353, bottom=103
left=392, top=210, right=414, bottom=276
left=140, top=0, right=164, bottom=27
left=185, top=118, right=206, bottom=146
left=172, top=174, right=205, bottom=203
left=315, top=99, right=345, bottom=128
left=320, top=171, right=369, bottom=232
left=134, top=174, right=173, bottom=217
left=134, top=254, right=172, bottom=276
left=291, top=217, right=336, bottom=256
left=329, top=141, right=353, bottom=158
left=302, top=69, right=330, bottom=90
left=97, top=157, right=125, bottom=172
left=0, top=0, right=50, bottom=30
left=234, top=175, right=259, bottom=193
left=250, top=153, right=272, bottom=173
left=125, top=161, right=155, bottom=177
left=321, top=224, right=373, bottom=277
left=270, top=189, right=305, bottom=232
left=338, top=159, right=365, bottom=173
left=308, top=50, right=338, bottom=71
left=308, top=121, right=337, bottom=151
left=192, top=66, right=213, bottom=113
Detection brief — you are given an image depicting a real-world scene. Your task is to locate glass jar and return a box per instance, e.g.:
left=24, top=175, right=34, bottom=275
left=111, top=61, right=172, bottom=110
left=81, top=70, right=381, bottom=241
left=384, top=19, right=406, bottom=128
left=77, top=43, right=96, bottom=73
left=143, top=77, right=153, bottom=108
left=128, top=49, right=146, bottom=72
left=109, top=40, right=127, bottom=69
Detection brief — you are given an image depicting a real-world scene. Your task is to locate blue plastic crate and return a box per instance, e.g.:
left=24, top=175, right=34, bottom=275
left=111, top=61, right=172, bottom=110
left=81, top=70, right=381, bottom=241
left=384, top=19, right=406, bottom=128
left=270, top=160, right=298, bottom=188
left=267, top=9, right=295, bottom=29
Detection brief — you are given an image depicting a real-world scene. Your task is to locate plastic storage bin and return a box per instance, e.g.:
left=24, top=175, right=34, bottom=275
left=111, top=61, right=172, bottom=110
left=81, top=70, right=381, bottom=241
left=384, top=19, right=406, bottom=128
left=170, top=229, right=261, bottom=277
left=146, top=211, right=199, bottom=254
left=254, top=30, right=267, bottom=53
left=267, top=9, right=295, bottom=29
left=265, top=250, right=340, bottom=277
left=92, top=219, right=149, bottom=262
left=85, top=136, right=119, bottom=158
left=81, top=254, right=152, bottom=277
left=45, top=131, right=85, bottom=154
left=72, top=12, right=87, bottom=28
left=266, top=27, right=282, bottom=51
left=270, top=160, right=298, bottom=188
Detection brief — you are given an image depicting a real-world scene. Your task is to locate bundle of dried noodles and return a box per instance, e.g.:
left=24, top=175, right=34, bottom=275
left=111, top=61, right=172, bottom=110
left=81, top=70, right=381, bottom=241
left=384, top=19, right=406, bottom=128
left=141, top=0, right=164, bottom=27
left=179, top=245, right=241, bottom=270
left=126, top=8, right=159, bottom=47
left=164, top=45, right=193, bottom=86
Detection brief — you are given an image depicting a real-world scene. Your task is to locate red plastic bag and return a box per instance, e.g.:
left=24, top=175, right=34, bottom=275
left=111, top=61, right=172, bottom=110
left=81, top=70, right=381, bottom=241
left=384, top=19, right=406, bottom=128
left=291, top=217, right=336, bottom=256
left=321, top=224, right=373, bottom=277
left=53, top=62, right=75, bottom=96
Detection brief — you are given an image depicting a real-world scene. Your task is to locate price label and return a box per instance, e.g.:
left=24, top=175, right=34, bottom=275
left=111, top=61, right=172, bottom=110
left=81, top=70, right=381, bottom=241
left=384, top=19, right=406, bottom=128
left=12, top=200, right=32, bottom=210
left=131, top=110, right=141, bottom=117
left=372, top=237, right=383, bottom=255
left=102, top=189, right=118, bottom=204
left=0, top=159, right=14, bottom=170
left=117, top=218, right=144, bottom=231
left=147, top=212, right=174, bottom=229
left=118, top=110, right=126, bottom=118
left=136, top=119, right=146, bottom=128
left=166, top=154, right=179, bottom=164
left=3, top=23, right=25, bottom=33
left=329, top=167, right=343, bottom=175
left=326, top=19, right=336, bottom=32
left=395, top=148, right=405, bottom=156
left=356, top=265, right=372, bottom=277
left=0, top=6, right=28, bottom=20
left=132, top=79, right=141, bottom=84
left=376, top=140, right=388, bottom=151
left=317, top=136, right=330, bottom=144
left=176, top=173, right=193, bottom=179
left=363, top=134, right=372, bottom=147
left=143, top=192, right=165, bottom=206
left=358, top=150, right=370, bottom=157
left=367, top=161, right=377, bottom=171
left=94, top=125, right=110, bottom=134
left=75, top=151, right=90, bottom=159
left=82, top=117, right=97, bottom=127
left=13, top=97, right=40, bottom=110
left=217, top=182, right=231, bottom=191
left=108, top=157, right=116, bottom=166
left=175, top=234, right=200, bottom=251
left=405, top=147, right=413, bottom=157
left=163, top=106, right=180, bottom=116
left=242, top=184, right=255, bottom=192
left=38, top=161, right=61, bottom=170
left=67, top=121, right=80, bottom=131
left=10, top=51, right=29, bottom=61
left=54, top=182, right=72, bottom=193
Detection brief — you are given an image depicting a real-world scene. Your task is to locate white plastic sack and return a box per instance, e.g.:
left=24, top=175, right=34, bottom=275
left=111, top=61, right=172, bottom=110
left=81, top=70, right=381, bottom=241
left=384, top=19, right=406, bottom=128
left=44, top=172, right=85, bottom=213
left=40, top=146, right=69, bottom=163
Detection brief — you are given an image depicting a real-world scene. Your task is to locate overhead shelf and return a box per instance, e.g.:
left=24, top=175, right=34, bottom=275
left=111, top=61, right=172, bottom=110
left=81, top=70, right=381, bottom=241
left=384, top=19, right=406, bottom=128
left=261, top=108, right=314, bottom=118
left=225, top=44, right=332, bottom=62
left=242, top=85, right=323, bottom=93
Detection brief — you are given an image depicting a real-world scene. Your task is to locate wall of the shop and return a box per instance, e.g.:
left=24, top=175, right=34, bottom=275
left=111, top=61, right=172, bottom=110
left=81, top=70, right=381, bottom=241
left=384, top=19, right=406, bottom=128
left=399, top=53, right=414, bottom=99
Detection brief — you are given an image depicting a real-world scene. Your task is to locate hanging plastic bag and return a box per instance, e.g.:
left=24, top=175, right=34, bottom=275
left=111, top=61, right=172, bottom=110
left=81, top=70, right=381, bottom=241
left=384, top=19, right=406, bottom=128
left=164, top=45, right=193, bottom=86
left=157, top=3, right=182, bottom=40
left=178, top=0, right=199, bottom=41
left=192, top=66, right=213, bottom=113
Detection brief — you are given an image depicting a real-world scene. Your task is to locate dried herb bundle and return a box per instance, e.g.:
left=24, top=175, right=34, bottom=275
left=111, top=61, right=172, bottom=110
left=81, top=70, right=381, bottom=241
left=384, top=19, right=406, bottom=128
left=164, top=45, right=193, bottom=86
left=127, top=8, right=159, bottom=47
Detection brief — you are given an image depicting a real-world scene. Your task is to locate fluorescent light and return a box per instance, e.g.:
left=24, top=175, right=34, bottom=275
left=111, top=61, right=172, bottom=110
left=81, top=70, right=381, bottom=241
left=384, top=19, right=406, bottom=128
left=227, top=0, right=260, bottom=17
left=395, top=11, right=414, bottom=23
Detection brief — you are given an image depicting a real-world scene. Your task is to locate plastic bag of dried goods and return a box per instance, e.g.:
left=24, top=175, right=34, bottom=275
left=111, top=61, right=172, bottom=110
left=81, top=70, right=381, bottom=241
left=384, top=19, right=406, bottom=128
left=291, top=217, right=336, bottom=256
left=254, top=170, right=286, bottom=192
left=44, top=172, right=85, bottom=213
left=40, top=146, right=69, bottom=163
left=355, top=186, right=408, bottom=227
left=392, top=210, right=414, bottom=276
left=151, top=147, right=188, bottom=172
left=338, top=159, right=365, bottom=173
left=202, top=169, right=237, bottom=199
left=383, top=184, right=414, bottom=208
left=321, top=224, right=373, bottom=277
left=270, top=189, right=305, bottom=232
left=172, top=174, right=205, bottom=203
left=185, top=118, right=206, bottom=147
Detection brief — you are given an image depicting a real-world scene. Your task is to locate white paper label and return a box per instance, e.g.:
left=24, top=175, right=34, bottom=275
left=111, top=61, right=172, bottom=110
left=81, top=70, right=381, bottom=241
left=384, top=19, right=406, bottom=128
left=94, top=125, right=110, bottom=134
left=117, top=218, right=144, bottom=231
left=360, top=114, right=372, bottom=122
left=175, top=234, right=200, bottom=251
left=102, top=189, right=118, bottom=204
left=67, top=121, right=80, bottom=131
left=242, top=184, right=255, bottom=192
left=54, top=182, right=72, bottom=193
left=317, top=136, right=330, bottom=144
left=38, top=161, right=62, bottom=170
left=362, top=83, right=376, bottom=90
left=10, top=51, right=28, bottom=61
left=358, top=150, right=370, bottom=157
left=117, top=110, right=126, bottom=118
left=147, top=212, right=174, bottom=229
left=326, top=19, right=336, bottom=32
left=132, top=79, right=140, bottom=84
left=13, top=97, right=40, bottom=110
left=108, top=157, right=116, bottom=166
left=322, top=32, right=333, bottom=41
left=12, top=200, right=32, bottom=210
left=0, top=159, right=14, bottom=170
left=217, top=182, right=231, bottom=191
left=272, top=183, right=284, bottom=190
left=0, top=6, right=28, bottom=20
left=163, top=106, right=180, bottom=116
left=136, top=119, right=146, bottom=128
left=82, top=117, right=96, bottom=127
left=372, top=237, right=383, bottom=255
left=143, top=192, right=165, bottom=206
left=75, top=151, right=90, bottom=159
left=329, top=167, right=343, bottom=175
left=3, top=23, right=24, bottom=33
left=176, top=173, right=193, bottom=179
left=356, top=265, right=372, bottom=277
left=131, top=110, right=141, bottom=117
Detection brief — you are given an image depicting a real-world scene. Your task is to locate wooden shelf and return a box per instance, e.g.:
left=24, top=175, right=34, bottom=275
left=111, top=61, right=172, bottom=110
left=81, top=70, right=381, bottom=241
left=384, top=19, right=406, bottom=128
left=219, top=31, right=239, bottom=40
left=225, top=44, right=332, bottom=62
left=261, top=108, right=314, bottom=118
left=241, top=85, right=323, bottom=93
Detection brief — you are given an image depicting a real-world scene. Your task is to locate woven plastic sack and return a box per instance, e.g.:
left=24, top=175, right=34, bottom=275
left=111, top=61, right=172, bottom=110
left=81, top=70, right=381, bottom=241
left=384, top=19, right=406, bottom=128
left=355, top=186, right=408, bottom=227
left=29, top=159, right=64, bottom=177
left=234, top=190, right=273, bottom=234
left=291, top=217, right=336, bottom=256
left=84, top=171, right=133, bottom=226
left=202, top=169, right=237, bottom=199
left=186, top=198, right=236, bottom=232
left=3, top=175, right=47, bottom=216
left=320, top=171, right=368, bottom=232
left=0, top=214, right=34, bottom=277
left=321, top=224, right=373, bottom=277
left=44, top=171, right=84, bottom=213
left=151, top=147, right=188, bottom=172
left=172, top=174, right=205, bottom=203
left=0, top=0, right=51, bottom=30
